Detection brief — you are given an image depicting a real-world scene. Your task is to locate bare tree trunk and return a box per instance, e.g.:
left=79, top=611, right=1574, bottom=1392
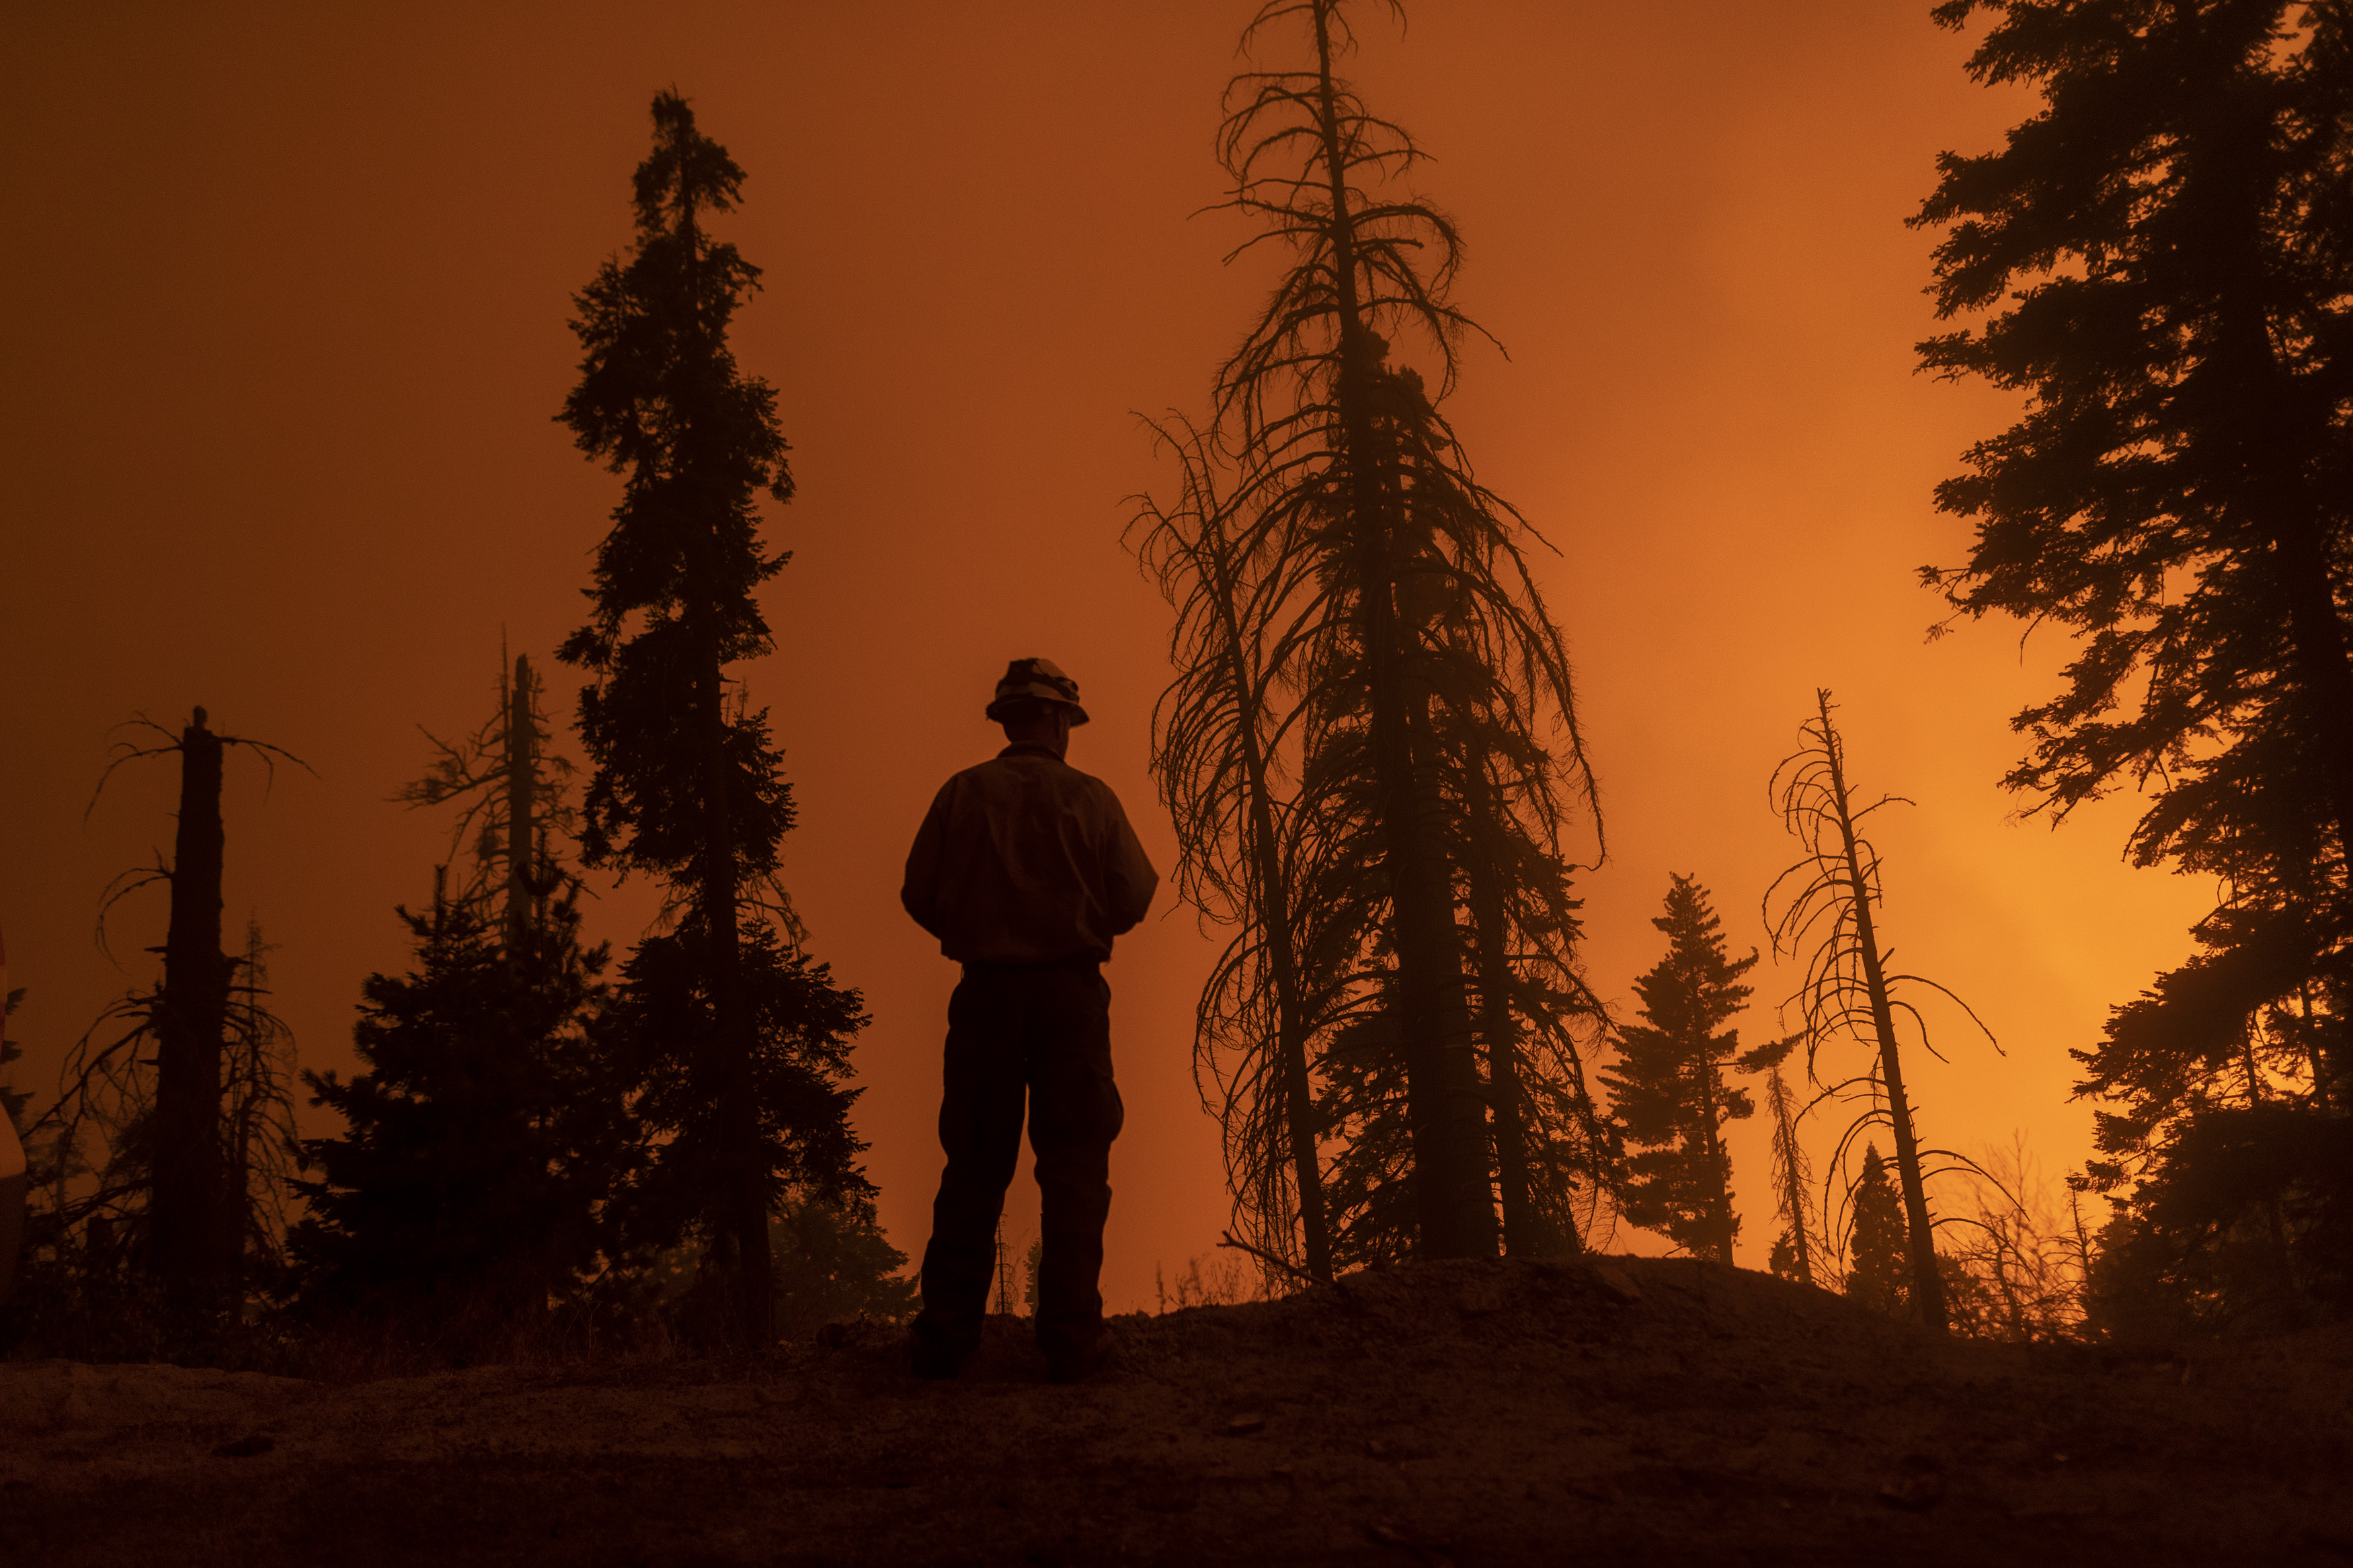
left=1303, top=2, right=1492, bottom=1260
left=1458, top=760, right=1556, bottom=1258
left=2213, top=267, right=2353, bottom=869
left=1474, top=888, right=1546, bottom=1256
left=217, top=919, right=278, bottom=1303
left=152, top=708, right=232, bottom=1304
left=2239, top=1018, right=2304, bottom=1319
left=695, top=610, right=769, bottom=1346
left=677, top=181, right=772, bottom=1351
left=1693, top=1052, right=1733, bottom=1265
left=1815, top=694, right=1947, bottom=1331
left=2298, top=985, right=2333, bottom=1116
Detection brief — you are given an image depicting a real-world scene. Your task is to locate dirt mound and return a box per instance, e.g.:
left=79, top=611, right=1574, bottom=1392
left=4, top=1255, right=2350, bottom=1566
left=0, top=1358, right=309, bottom=1433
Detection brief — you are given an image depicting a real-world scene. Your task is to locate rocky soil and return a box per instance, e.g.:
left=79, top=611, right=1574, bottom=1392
left=3, top=1255, right=2350, bottom=1566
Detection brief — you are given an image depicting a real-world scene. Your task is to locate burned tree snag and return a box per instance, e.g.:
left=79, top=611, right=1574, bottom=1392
left=1767, top=692, right=1995, bottom=1333
left=151, top=707, right=233, bottom=1298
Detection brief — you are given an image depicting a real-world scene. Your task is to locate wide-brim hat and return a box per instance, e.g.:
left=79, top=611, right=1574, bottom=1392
left=986, top=657, right=1090, bottom=725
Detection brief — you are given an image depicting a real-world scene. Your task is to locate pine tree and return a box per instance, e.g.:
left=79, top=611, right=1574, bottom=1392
left=1845, top=1144, right=1910, bottom=1317
left=557, top=92, right=871, bottom=1344
left=1913, top=2, right=2353, bottom=1317
left=1603, top=876, right=1763, bottom=1264
left=290, top=882, right=623, bottom=1325
left=294, top=660, right=624, bottom=1330
left=1143, top=0, right=1603, bottom=1268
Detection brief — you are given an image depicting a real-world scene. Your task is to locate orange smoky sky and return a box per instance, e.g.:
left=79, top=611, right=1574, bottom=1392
left=0, top=1, right=2208, bottom=1308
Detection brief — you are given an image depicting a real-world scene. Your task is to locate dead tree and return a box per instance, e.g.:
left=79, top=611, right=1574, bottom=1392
left=1184, top=0, right=1601, bottom=1260
left=151, top=710, right=234, bottom=1297
left=1763, top=1066, right=1815, bottom=1286
left=396, top=650, right=577, bottom=956
left=1765, top=690, right=1991, bottom=1333
left=1134, top=418, right=1333, bottom=1283
left=28, top=710, right=303, bottom=1310
left=219, top=920, right=299, bottom=1298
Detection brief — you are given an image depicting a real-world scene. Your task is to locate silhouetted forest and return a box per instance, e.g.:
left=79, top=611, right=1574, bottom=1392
left=3, top=0, right=2348, bottom=1372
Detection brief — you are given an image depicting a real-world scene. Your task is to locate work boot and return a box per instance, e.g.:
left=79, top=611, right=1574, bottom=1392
left=910, top=1321, right=974, bottom=1381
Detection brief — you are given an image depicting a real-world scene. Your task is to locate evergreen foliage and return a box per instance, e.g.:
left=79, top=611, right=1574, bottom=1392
left=1915, top=1, right=2353, bottom=1327
left=1845, top=1145, right=1911, bottom=1317
left=1602, top=876, right=1765, bottom=1264
left=768, top=1194, right=915, bottom=1339
left=1137, top=0, right=1606, bottom=1274
left=594, top=923, right=870, bottom=1252
left=1315, top=1012, right=1419, bottom=1268
left=2089, top=1101, right=2353, bottom=1333
left=290, top=889, right=625, bottom=1323
left=645, top=1194, right=912, bottom=1344
left=557, top=91, right=871, bottom=1344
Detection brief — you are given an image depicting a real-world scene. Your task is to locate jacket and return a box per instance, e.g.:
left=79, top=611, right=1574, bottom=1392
left=901, top=745, right=1159, bottom=964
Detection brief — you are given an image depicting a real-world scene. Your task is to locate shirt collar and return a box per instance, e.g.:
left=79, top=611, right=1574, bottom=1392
left=998, top=743, right=1066, bottom=762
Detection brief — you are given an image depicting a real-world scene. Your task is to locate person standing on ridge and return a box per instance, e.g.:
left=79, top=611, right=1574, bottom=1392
left=901, top=658, right=1158, bottom=1383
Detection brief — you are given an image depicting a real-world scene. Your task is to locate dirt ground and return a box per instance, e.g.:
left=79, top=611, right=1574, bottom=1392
left=3, top=1255, right=2350, bottom=1567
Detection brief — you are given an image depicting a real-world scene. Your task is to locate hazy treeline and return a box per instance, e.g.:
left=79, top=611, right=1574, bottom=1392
left=1134, top=0, right=2353, bottom=1342
left=1, top=97, right=903, bottom=1366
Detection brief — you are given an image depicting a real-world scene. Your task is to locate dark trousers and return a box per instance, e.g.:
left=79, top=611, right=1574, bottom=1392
left=915, top=958, right=1123, bottom=1361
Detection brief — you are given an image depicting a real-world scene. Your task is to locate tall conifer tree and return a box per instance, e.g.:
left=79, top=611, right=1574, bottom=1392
left=1141, top=0, right=1602, bottom=1268
left=1914, top=2, right=2353, bottom=1317
left=1603, top=876, right=1765, bottom=1264
left=559, top=92, right=870, bottom=1345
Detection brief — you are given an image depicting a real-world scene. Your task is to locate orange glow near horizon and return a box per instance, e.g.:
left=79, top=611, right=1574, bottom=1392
left=0, top=1, right=2210, bottom=1309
